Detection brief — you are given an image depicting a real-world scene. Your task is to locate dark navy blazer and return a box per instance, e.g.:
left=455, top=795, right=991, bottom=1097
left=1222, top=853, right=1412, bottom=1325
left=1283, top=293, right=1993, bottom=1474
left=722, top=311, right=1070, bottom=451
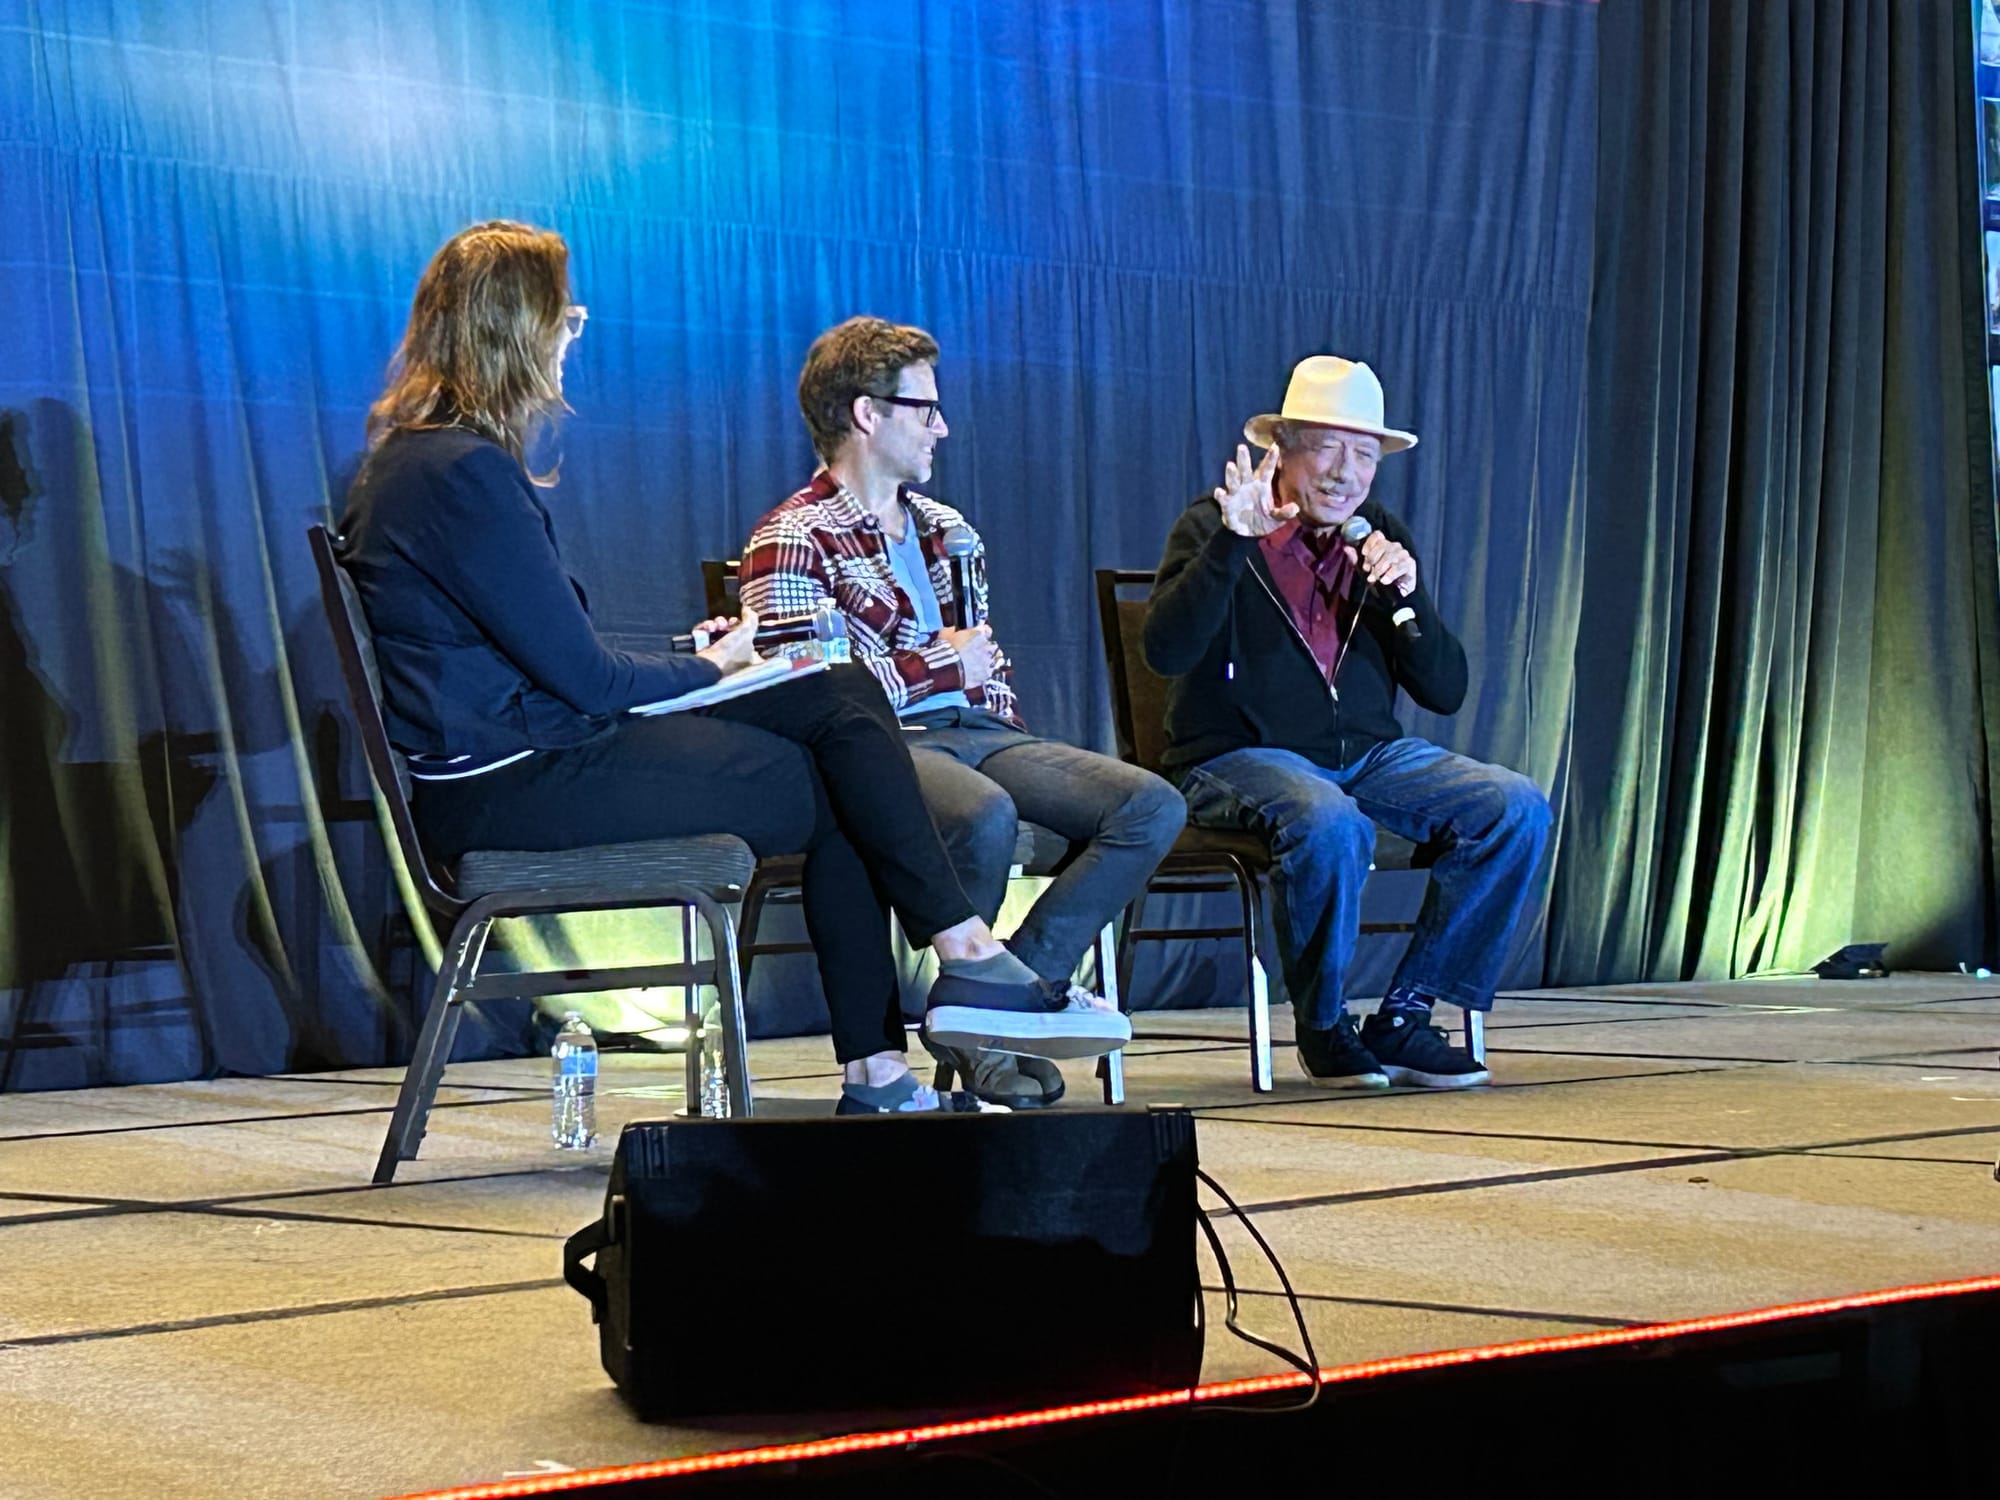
left=338, top=426, right=717, bottom=762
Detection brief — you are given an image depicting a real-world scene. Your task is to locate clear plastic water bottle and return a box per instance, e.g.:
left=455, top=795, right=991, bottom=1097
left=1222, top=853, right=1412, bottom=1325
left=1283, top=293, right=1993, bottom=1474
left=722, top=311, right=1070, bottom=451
left=812, top=598, right=851, bottom=665
left=698, top=999, right=729, bottom=1118
left=551, top=1010, right=597, bottom=1149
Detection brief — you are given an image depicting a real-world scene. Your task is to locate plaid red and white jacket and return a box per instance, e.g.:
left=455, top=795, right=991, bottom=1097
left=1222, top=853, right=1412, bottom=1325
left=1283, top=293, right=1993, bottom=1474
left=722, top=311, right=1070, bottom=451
left=738, top=471, right=1022, bottom=724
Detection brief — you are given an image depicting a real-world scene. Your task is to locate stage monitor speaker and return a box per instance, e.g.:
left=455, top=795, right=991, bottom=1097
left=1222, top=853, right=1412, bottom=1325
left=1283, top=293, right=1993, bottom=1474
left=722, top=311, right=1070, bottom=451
left=564, top=1106, right=1202, bottom=1417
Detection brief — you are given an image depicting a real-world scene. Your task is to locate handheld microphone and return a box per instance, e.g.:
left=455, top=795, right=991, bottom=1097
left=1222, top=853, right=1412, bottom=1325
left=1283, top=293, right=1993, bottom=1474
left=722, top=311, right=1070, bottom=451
left=671, top=607, right=847, bottom=654
left=1339, top=516, right=1421, bottom=642
left=941, top=524, right=980, bottom=630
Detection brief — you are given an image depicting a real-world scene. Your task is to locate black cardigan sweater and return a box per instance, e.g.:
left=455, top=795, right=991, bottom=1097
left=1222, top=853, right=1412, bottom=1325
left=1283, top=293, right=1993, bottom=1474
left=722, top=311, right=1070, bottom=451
left=1142, top=495, right=1468, bottom=778
left=338, top=427, right=719, bottom=764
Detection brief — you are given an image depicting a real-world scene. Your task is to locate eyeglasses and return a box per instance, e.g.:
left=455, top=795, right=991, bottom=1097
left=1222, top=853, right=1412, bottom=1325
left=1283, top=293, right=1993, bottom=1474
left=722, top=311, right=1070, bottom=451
left=872, top=393, right=946, bottom=430
left=562, top=305, right=589, bottom=338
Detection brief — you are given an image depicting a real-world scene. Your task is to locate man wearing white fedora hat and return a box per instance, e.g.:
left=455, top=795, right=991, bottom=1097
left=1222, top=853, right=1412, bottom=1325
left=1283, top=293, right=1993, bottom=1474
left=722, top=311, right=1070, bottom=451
left=1144, top=355, right=1551, bottom=1089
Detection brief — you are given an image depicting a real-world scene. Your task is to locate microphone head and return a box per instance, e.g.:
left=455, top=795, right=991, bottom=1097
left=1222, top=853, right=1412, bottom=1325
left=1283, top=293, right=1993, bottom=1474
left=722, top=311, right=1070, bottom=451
left=1340, top=516, right=1373, bottom=544
left=941, top=524, right=979, bottom=559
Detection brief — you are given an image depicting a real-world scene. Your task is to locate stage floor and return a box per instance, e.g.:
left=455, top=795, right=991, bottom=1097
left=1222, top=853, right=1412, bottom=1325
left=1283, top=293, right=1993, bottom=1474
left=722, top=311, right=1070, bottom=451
left=3, top=974, right=1998, bottom=1499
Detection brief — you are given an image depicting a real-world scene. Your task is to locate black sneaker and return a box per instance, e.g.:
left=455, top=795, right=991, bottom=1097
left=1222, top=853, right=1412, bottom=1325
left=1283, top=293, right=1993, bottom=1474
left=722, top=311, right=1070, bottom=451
left=1297, top=1014, right=1390, bottom=1089
left=836, top=1074, right=1006, bottom=1114
left=1359, top=1008, right=1491, bottom=1088
left=919, top=1035, right=1065, bottom=1110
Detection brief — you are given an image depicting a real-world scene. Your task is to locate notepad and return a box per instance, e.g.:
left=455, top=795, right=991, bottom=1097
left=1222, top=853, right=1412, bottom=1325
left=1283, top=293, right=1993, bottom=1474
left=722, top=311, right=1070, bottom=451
left=628, top=655, right=830, bottom=716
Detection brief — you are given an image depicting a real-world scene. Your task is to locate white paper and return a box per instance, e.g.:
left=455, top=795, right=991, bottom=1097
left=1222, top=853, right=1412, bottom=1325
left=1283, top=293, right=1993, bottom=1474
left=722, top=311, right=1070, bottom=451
left=628, top=655, right=830, bottom=716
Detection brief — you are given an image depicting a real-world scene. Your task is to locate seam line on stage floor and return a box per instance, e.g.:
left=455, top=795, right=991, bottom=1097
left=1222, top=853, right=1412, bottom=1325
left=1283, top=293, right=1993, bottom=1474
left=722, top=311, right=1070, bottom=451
left=0, top=1163, right=601, bottom=1226
left=0, top=1277, right=565, bottom=1351
left=0, top=1199, right=571, bottom=1237
left=1492, top=1045, right=2000, bottom=1071
left=1192, top=1116, right=1732, bottom=1152
left=1192, top=1063, right=1749, bottom=1114
left=1489, top=1016, right=2000, bottom=1039
left=1201, top=1284, right=1634, bottom=1329
left=1195, top=1113, right=2000, bottom=1157
left=1495, top=989, right=2000, bottom=1013
left=0, top=1092, right=570, bottom=1145
left=1225, top=1119, right=2000, bottom=1217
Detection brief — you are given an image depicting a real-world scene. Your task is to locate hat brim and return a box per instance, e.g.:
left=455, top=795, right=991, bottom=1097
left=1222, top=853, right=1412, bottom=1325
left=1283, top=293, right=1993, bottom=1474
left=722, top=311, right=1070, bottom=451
left=1243, top=414, right=1418, bottom=454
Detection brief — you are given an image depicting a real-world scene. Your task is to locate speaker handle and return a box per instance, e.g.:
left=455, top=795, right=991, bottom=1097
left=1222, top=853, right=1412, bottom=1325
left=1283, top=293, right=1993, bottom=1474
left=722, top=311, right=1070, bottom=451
left=564, top=1199, right=620, bottom=1322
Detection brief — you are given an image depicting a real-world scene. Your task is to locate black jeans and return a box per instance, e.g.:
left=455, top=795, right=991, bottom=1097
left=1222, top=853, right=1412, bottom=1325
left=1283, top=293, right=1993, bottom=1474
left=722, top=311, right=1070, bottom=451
left=900, top=707, right=1186, bottom=982
left=412, top=665, right=978, bottom=1061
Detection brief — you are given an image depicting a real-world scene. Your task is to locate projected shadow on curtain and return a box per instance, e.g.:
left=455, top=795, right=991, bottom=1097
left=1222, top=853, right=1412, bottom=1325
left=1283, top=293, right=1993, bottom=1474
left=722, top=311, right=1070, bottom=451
left=0, top=404, right=217, bottom=1087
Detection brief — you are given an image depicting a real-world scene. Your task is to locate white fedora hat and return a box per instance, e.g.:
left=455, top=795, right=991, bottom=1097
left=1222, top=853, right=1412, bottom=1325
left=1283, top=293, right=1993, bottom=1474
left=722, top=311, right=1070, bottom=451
left=1243, top=356, right=1417, bottom=453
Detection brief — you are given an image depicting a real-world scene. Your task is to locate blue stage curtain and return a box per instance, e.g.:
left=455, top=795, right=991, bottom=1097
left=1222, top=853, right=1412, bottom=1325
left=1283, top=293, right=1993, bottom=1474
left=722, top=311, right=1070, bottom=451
left=0, top=1, right=1596, bottom=1082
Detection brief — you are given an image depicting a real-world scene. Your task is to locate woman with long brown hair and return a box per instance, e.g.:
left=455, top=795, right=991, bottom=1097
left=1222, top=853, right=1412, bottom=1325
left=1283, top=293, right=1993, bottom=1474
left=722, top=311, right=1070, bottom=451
left=339, top=221, right=1128, bottom=1113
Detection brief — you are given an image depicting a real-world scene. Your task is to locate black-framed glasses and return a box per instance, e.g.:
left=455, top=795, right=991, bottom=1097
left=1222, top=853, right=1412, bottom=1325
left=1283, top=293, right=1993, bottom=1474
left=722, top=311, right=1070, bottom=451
left=562, top=304, right=589, bottom=338
left=872, top=393, right=946, bottom=430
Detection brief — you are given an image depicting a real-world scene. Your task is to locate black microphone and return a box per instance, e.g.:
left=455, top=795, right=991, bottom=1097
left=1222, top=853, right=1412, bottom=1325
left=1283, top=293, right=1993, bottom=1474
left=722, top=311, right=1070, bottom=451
left=941, top=524, right=980, bottom=630
left=1339, top=516, right=1421, bottom=642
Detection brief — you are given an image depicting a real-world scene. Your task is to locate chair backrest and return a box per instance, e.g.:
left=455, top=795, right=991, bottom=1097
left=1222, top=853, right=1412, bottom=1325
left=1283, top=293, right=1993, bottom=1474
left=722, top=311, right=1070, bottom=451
left=1095, top=565, right=1438, bottom=871
left=701, top=559, right=741, bottom=618
left=307, top=524, right=461, bottom=920
left=1094, top=569, right=1173, bottom=774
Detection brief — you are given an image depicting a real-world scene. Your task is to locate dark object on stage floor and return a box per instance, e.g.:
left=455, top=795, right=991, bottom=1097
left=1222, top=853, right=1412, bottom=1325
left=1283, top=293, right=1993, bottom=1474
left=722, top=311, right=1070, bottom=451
left=1812, top=943, right=1890, bottom=979
left=563, top=1106, right=1202, bottom=1417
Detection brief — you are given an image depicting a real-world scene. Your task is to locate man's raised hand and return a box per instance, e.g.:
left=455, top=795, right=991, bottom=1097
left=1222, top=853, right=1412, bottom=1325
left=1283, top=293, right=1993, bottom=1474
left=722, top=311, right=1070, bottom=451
left=1215, top=443, right=1295, bottom=538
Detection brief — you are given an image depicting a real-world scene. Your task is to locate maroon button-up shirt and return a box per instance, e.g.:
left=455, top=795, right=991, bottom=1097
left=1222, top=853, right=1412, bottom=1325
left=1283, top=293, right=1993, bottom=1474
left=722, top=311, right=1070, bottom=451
left=1258, top=520, right=1357, bottom=684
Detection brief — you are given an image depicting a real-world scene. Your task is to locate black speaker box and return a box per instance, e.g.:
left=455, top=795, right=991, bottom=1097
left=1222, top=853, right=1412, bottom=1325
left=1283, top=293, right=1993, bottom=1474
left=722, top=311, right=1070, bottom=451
left=564, top=1106, right=1202, bottom=1417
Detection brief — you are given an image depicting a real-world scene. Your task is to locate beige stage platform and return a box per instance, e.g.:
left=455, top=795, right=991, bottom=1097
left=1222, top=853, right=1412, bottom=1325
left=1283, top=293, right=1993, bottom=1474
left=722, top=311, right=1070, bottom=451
left=2, top=975, right=1998, bottom=1499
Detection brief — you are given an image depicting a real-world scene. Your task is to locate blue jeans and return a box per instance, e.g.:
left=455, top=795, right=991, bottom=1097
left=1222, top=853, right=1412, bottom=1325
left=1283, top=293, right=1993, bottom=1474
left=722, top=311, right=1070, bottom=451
left=1177, top=740, right=1551, bottom=1027
left=903, top=708, right=1185, bottom=983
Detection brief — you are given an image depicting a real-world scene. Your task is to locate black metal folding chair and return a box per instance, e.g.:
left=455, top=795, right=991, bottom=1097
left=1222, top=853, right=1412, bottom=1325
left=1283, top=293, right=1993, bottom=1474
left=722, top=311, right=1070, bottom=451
left=699, top=558, right=1123, bottom=1094
left=1093, top=569, right=1467, bottom=1101
left=310, top=525, right=758, bottom=1183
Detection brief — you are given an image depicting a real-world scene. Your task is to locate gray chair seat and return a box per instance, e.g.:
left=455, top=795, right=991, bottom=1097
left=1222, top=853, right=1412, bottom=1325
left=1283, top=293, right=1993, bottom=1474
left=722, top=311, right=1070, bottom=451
left=455, top=834, right=756, bottom=902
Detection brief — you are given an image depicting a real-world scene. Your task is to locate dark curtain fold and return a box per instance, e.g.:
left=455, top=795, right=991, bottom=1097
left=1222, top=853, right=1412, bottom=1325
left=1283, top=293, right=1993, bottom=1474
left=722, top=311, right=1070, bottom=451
left=1552, top=0, right=2000, bottom=983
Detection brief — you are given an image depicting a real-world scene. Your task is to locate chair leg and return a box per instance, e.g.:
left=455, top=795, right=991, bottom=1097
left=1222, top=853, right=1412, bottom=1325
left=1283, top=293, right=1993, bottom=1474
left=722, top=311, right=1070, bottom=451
left=0, top=979, right=38, bottom=1094
left=734, top=872, right=773, bottom=997
left=374, top=916, right=490, bottom=1184
left=1463, top=1007, right=1486, bottom=1066
left=1095, top=920, right=1125, bottom=1105
left=694, top=893, right=754, bottom=1119
left=1115, top=888, right=1144, bottom=1017
left=1233, top=862, right=1274, bottom=1093
left=1247, top=959, right=1274, bottom=1092
left=680, top=906, right=704, bottom=1109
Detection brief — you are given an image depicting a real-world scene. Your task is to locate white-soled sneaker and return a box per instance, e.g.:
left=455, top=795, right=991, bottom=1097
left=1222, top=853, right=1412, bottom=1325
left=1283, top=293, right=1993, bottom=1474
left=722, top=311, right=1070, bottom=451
left=1359, top=1009, right=1490, bottom=1089
left=924, top=973, right=1132, bottom=1060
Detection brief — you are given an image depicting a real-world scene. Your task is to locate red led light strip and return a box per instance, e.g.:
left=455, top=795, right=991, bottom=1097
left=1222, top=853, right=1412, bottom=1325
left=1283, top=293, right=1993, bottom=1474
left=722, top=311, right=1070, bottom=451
left=393, top=1272, right=2000, bottom=1499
